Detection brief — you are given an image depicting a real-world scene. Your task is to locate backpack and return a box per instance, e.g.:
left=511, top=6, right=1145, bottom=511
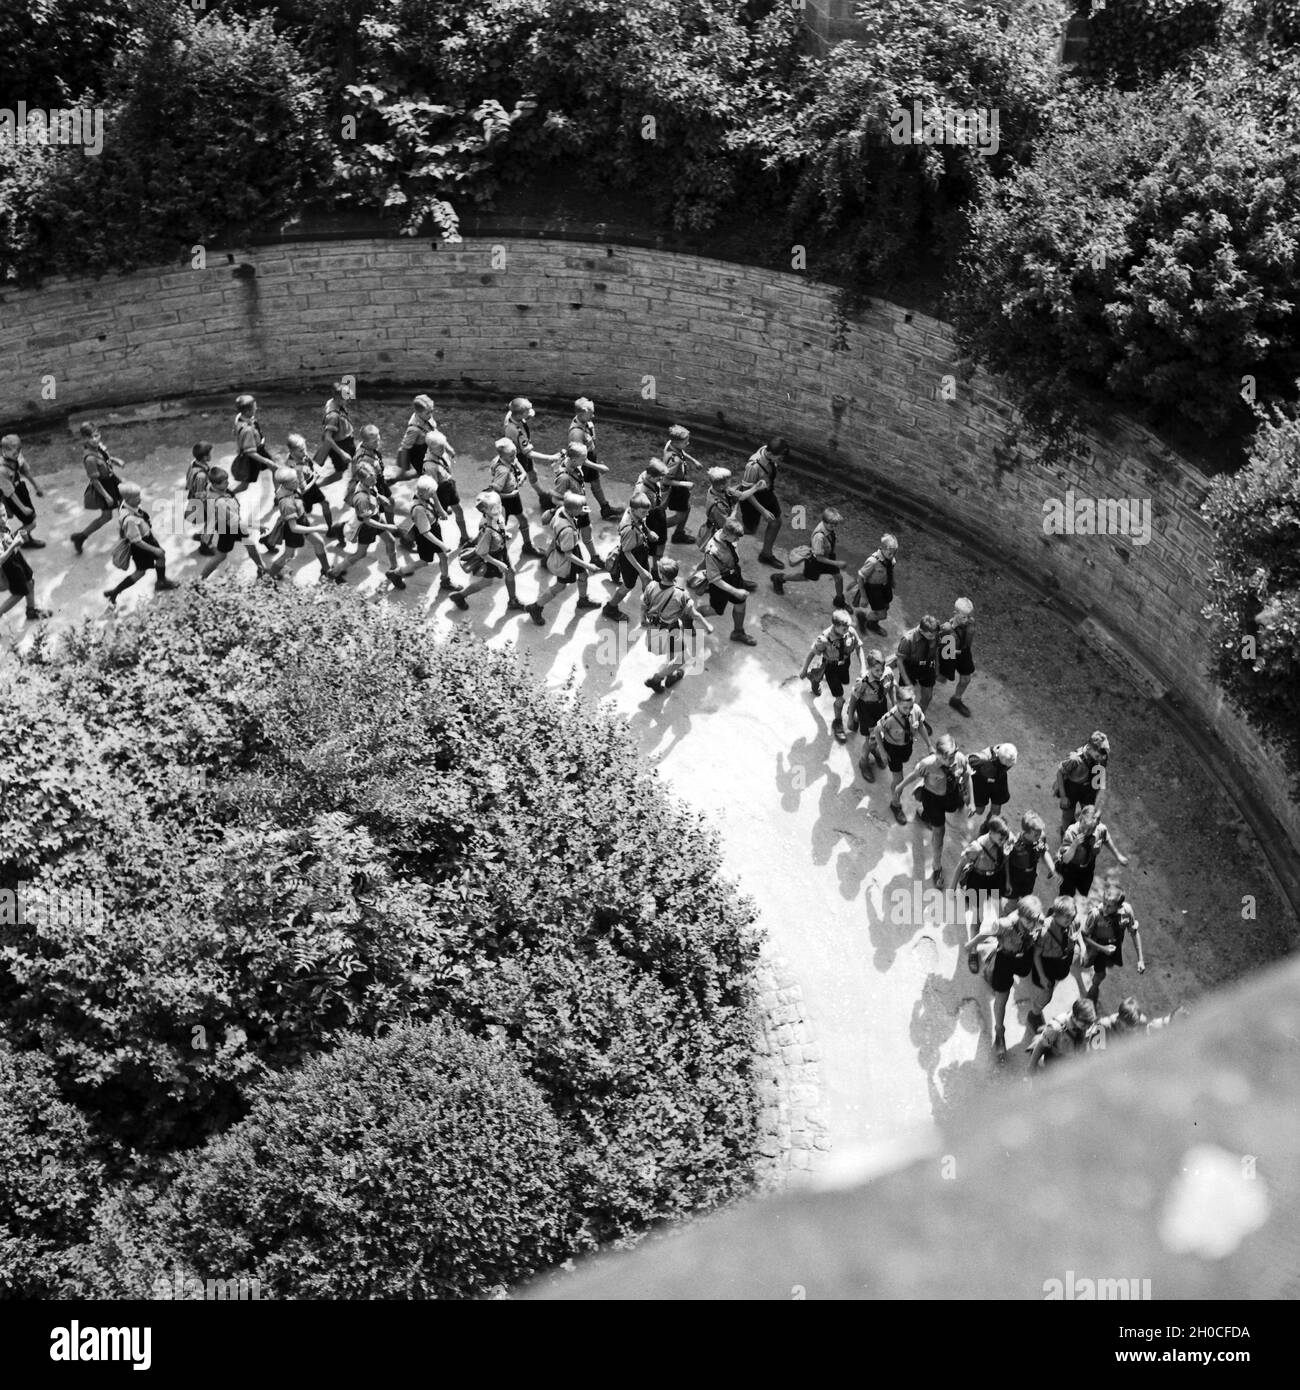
left=644, top=582, right=687, bottom=630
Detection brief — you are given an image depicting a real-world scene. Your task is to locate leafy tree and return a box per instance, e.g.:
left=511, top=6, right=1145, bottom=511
left=948, top=58, right=1300, bottom=452
left=0, top=1043, right=106, bottom=1298
left=1202, top=399, right=1300, bottom=787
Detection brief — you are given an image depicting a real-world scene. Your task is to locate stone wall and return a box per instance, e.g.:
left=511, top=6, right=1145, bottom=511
left=1, top=234, right=1295, bottom=862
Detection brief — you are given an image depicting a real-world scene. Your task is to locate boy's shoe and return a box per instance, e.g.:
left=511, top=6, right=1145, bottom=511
left=670, top=528, right=691, bottom=543
left=932, top=867, right=945, bottom=889
left=506, top=598, right=527, bottom=612
left=438, top=576, right=454, bottom=592
left=756, top=552, right=781, bottom=568
left=526, top=604, right=546, bottom=626
left=729, top=630, right=757, bottom=646
left=949, top=697, right=971, bottom=717
left=770, top=573, right=785, bottom=594
left=739, top=578, right=758, bottom=592
left=449, top=591, right=469, bottom=610
left=25, top=606, right=52, bottom=620
left=156, top=578, right=180, bottom=592
left=575, top=597, right=601, bottom=611
left=865, top=619, right=885, bottom=635
left=809, top=680, right=822, bottom=697
left=858, top=758, right=875, bottom=782
left=890, top=803, right=907, bottom=825
left=71, top=534, right=85, bottom=555
left=600, top=506, right=619, bottom=521
left=994, top=1028, right=1007, bottom=1064
left=601, top=603, right=625, bottom=620
left=386, top=570, right=407, bottom=590
left=21, top=536, right=45, bottom=549
left=644, top=674, right=665, bottom=693
left=832, top=719, right=846, bottom=743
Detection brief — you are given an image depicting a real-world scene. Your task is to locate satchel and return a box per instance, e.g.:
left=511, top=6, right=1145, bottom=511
left=459, top=540, right=486, bottom=576
left=604, top=548, right=622, bottom=578
left=787, top=544, right=813, bottom=566
left=82, top=481, right=106, bottom=510
left=686, top=562, right=709, bottom=591
left=110, top=537, right=132, bottom=570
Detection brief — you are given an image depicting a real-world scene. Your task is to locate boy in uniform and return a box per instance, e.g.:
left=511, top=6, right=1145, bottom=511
left=395, top=395, right=438, bottom=477
left=874, top=687, right=932, bottom=824
left=895, top=614, right=941, bottom=723
left=316, top=379, right=357, bottom=477
left=0, top=495, right=51, bottom=621
left=634, top=458, right=671, bottom=563
left=771, top=507, right=847, bottom=603
left=1057, top=804, right=1128, bottom=900
left=0, top=434, right=45, bottom=548
left=330, top=468, right=400, bottom=584
left=1005, top=810, right=1056, bottom=903
left=503, top=397, right=562, bottom=505
left=71, top=421, right=125, bottom=554
left=739, top=436, right=790, bottom=567
left=602, top=492, right=657, bottom=621
left=230, top=395, right=277, bottom=495
left=266, top=467, right=333, bottom=582
left=1026, top=896, right=1080, bottom=1032
left=967, top=894, right=1044, bottom=1062
left=662, top=425, right=703, bottom=542
left=568, top=397, right=618, bottom=521
left=642, top=556, right=712, bottom=692
left=387, top=476, right=453, bottom=592
left=550, top=442, right=599, bottom=564
left=488, top=437, right=540, bottom=558
left=1027, top=998, right=1099, bottom=1069
left=697, top=515, right=757, bottom=645
left=1079, top=877, right=1146, bottom=1006
left=851, top=534, right=898, bottom=636
left=937, top=597, right=976, bottom=716
left=104, top=481, right=180, bottom=605
left=967, top=742, right=1017, bottom=828
left=1054, top=731, right=1111, bottom=836
left=421, top=429, right=466, bottom=545
left=896, top=732, right=974, bottom=888
left=846, top=648, right=897, bottom=780
left=696, top=466, right=739, bottom=549
left=525, top=490, right=602, bottom=625
left=800, top=606, right=865, bottom=741
left=197, top=467, right=269, bottom=581
left=448, top=492, right=527, bottom=613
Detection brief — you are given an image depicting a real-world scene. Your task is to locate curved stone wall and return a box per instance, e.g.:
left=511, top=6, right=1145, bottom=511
left=2, top=233, right=1295, bottom=869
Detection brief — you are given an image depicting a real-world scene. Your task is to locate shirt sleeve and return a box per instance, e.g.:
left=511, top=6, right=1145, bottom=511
left=475, top=528, right=495, bottom=558
left=236, top=423, right=259, bottom=454
left=121, top=513, right=146, bottom=542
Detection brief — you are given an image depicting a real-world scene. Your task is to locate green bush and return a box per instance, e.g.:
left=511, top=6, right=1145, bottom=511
left=157, top=1022, right=569, bottom=1299
left=0, top=1043, right=106, bottom=1298
left=1202, top=399, right=1300, bottom=787
left=743, top=0, right=1063, bottom=288
left=3, top=7, right=331, bottom=281
left=948, top=60, right=1300, bottom=452
left=1, top=580, right=762, bottom=1259
left=1083, top=0, right=1224, bottom=87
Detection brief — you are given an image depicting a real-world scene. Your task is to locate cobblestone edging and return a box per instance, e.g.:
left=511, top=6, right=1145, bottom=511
left=752, top=949, right=832, bottom=1190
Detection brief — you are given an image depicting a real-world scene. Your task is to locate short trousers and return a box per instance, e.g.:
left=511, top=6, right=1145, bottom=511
left=903, top=658, right=936, bottom=690
left=356, top=522, right=381, bottom=547
left=990, top=950, right=1034, bottom=993
left=973, top=769, right=1010, bottom=810
left=231, top=452, right=267, bottom=484
left=581, top=464, right=603, bottom=485
left=129, top=541, right=161, bottom=571
left=436, top=478, right=460, bottom=509
left=88, top=476, right=121, bottom=511
left=2, top=550, right=33, bottom=593
left=804, top=556, right=841, bottom=582
left=284, top=528, right=305, bottom=549
left=709, top=583, right=740, bottom=615
left=822, top=658, right=851, bottom=699
left=216, top=532, right=241, bottom=554
left=938, top=648, right=976, bottom=681
left=407, top=441, right=427, bottom=473
left=615, top=549, right=650, bottom=589
left=1008, top=872, right=1038, bottom=899
left=863, top=581, right=892, bottom=613
left=740, top=488, right=780, bottom=532
left=301, top=484, right=327, bottom=513
left=1058, top=861, right=1096, bottom=898
left=1038, top=953, right=1073, bottom=984
left=646, top=507, right=668, bottom=547
left=918, top=787, right=953, bottom=829
left=884, top=739, right=912, bottom=773
left=1086, top=940, right=1125, bottom=971
left=960, top=870, right=1003, bottom=898
left=499, top=491, right=524, bottom=519
left=853, top=698, right=887, bottom=734
left=414, top=528, right=443, bottom=563
left=666, top=483, right=692, bottom=513
left=1064, top=781, right=1100, bottom=810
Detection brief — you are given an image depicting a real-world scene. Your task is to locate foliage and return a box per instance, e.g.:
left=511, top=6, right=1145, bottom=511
left=0, top=1043, right=106, bottom=1298
left=1202, top=399, right=1300, bottom=785
left=948, top=60, right=1300, bottom=452
left=155, top=1022, right=569, bottom=1299
left=2, top=7, right=332, bottom=282
left=0, top=580, right=762, bottom=1279
left=0, top=0, right=139, bottom=106
left=740, top=0, right=1064, bottom=289
left=1082, top=0, right=1224, bottom=87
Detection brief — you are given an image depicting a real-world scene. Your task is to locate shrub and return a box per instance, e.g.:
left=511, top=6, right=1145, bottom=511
left=3, top=7, right=331, bottom=281
left=1, top=580, right=762, bottom=1254
left=1202, top=399, right=1300, bottom=787
left=0, top=1043, right=106, bottom=1298
left=160, top=1022, right=569, bottom=1299
left=739, top=0, right=1063, bottom=289
left=1082, top=0, right=1224, bottom=88
left=948, top=61, right=1300, bottom=452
